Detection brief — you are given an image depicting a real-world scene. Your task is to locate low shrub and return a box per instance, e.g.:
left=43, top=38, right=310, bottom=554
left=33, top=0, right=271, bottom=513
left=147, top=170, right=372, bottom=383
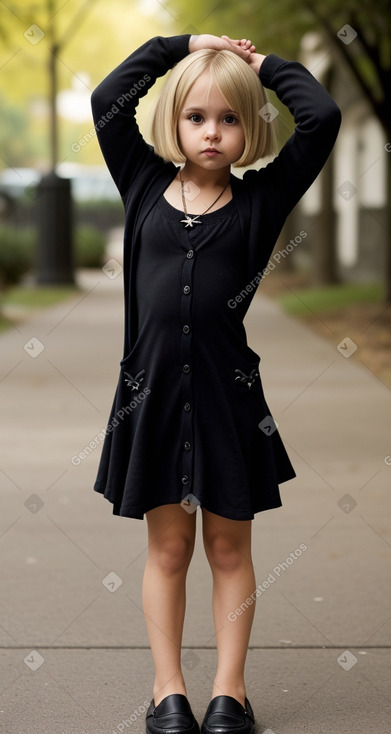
left=0, top=226, right=36, bottom=286
left=0, top=224, right=106, bottom=287
left=74, top=225, right=106, bottom=268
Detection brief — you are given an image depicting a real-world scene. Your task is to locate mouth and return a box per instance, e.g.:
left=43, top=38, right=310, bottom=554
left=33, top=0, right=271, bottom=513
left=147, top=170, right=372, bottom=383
left=202, top=148, right=221, bottom=155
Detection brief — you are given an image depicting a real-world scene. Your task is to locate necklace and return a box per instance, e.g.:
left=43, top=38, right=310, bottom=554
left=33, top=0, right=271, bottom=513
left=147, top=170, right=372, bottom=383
left=179, top=171, right=230, bottom=228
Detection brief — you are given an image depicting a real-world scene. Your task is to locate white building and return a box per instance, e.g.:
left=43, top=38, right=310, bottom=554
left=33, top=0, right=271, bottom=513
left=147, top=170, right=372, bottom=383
left=297, top=32, right=387, bottom=283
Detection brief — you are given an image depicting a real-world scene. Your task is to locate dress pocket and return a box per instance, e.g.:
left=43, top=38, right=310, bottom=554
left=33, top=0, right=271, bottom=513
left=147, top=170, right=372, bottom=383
left=233, top=366, right=260, bottom=391
left=119, top=343, right=147, bottom=393
left=122, top=368, right=146, bottom=392
left=120, top=346, right=136, bottom=368
left=232, top=348, right=262, bottom=393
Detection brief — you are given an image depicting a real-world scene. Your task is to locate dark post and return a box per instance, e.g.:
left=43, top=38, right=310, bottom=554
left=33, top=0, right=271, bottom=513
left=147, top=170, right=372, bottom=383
left=311, top=65, right=338, bottom=286
left=36, top=171, right=74, bottom=285
left=35, top=0, right=74, bottom=285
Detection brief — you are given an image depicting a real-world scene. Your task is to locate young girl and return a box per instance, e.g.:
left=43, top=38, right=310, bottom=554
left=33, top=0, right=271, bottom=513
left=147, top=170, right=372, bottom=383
left=91, top=33, right=341, bottom=734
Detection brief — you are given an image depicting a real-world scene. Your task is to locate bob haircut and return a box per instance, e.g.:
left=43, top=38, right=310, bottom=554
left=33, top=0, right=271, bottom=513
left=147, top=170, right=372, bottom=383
left=150, top=48, right=278, bottom=168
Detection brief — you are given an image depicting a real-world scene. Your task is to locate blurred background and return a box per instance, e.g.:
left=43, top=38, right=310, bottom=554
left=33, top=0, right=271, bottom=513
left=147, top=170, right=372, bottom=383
left=0, top=0, right=390, bottom=383
left=1, top=3, right=391, bottom=732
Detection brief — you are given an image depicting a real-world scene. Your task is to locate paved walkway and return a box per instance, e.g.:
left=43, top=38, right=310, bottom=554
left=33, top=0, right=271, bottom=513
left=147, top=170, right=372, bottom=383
left=0, top=253, right=390, bottom=733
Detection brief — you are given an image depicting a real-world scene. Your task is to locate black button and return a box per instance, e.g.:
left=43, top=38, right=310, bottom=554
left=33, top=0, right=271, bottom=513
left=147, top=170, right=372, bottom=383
left=184, top=442, right=191, bottom=451
left=183, top=324, right=190, bottom=334
left=187, top=250, right=194, bottom=259
left=184, top=402, right=191, bottom=412
left=183, top=364, right=190, bottom=373
left=182, top=475, right=189, bottom=485
left=183, top=285, right=191, bottom=294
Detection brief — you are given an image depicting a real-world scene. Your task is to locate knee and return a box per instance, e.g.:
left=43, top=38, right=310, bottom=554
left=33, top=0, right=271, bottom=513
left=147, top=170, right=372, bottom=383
left=151, top=535, right=194, bottom=576
left=204, top=534, right=244, bottom=573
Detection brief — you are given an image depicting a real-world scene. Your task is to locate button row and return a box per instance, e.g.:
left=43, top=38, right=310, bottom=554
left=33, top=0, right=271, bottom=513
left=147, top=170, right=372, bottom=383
left=180, top=244, right=195, bottom=500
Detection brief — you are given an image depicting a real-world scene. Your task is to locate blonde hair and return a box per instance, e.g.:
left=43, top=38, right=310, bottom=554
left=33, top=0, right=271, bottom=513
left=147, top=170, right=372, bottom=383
left=150, top=48, right=277, bottom=168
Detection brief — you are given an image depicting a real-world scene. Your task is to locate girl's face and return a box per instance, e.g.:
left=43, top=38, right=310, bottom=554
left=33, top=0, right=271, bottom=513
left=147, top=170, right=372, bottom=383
left=177, top=72, right=245, bottom=172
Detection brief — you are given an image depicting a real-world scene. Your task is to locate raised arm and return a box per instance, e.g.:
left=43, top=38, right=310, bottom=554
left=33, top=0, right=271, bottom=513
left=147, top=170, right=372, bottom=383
left=245, top=52, right=342, bottom=218
left=90, top=35, right=191, bottom=198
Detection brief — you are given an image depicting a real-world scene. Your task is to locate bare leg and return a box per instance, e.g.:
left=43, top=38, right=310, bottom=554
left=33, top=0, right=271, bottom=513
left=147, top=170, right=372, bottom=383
left=142, top=503, right=196, bottom=706
left=202, top=508, right=256, bottom=708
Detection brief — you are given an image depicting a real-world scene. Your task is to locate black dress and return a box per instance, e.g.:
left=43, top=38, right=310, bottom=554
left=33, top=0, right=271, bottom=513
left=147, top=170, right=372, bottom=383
left=91, top=34, right=341, bottom=521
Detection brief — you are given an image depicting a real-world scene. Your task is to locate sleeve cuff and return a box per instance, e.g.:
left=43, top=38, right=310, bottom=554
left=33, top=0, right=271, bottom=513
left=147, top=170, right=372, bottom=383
left=166, top=34, right=192, bottom=63
left=259, top=53, right=289, bottom=87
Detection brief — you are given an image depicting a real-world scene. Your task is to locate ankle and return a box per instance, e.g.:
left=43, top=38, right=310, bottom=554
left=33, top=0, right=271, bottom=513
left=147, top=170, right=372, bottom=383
left=153, top=675, right=187, bottom=707
left=211, top=680, right=246, bottom=708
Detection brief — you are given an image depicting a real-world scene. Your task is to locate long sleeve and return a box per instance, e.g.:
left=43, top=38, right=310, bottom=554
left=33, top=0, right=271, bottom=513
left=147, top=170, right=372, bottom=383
left=246, top=53, right=342, bottom=219
left=91, top=35, right=191, bottom=198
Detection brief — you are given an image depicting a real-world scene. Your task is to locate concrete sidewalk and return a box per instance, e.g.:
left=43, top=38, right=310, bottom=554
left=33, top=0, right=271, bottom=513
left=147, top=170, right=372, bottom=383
left=0, top=261, right=390, bottom=734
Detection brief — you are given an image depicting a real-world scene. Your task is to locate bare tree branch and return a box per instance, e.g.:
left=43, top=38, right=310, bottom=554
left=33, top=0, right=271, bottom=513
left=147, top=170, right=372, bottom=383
left=303, top=1, right=388, bottom=132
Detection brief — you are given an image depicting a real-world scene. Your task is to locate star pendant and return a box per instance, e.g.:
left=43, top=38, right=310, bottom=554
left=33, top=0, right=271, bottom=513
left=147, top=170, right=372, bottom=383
left=180, top=214, right=202, bottom=228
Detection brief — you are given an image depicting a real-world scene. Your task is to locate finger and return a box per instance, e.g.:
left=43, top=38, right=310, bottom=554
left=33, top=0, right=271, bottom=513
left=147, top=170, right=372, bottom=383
left=221, top=35, right=255, bottom=49
left=238, top=39, right=257, bottom=56
left=221, top=35, right=241, bottom=45
left=220, top=35, right=252, bottom=60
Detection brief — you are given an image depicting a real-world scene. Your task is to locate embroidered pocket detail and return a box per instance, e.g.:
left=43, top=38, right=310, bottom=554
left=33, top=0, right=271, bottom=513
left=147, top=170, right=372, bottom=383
left=124, top=369, right=145, bottom=391
left=234, top=368, right=259, bottom=390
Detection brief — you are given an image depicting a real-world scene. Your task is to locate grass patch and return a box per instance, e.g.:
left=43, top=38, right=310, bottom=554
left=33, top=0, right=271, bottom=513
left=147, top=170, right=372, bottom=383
left=0, top=285, right=79, bottom=332
left=2, top=285, right=78, bottom=308
left=277, top=282, right=385, bottom=316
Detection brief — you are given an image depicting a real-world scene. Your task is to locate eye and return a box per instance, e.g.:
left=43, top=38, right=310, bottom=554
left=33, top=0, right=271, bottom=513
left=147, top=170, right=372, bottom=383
left=188, top=113, right=203, bottom=123
left=223, top=115, right=238, bottom=124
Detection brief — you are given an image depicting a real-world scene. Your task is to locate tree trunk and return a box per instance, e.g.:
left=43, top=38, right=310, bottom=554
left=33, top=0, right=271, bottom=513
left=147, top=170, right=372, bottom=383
left=386, top=147, right=391, bottom=303
left=311, top=151, right=338, bottom=286
left=311, top=65, right=338, bottom=286
left=47, top=0, right=58, bottom=170
left=49, top=43, right=58, bottom=170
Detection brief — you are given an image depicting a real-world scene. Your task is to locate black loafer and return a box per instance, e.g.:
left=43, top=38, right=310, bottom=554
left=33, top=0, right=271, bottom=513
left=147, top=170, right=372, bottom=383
left=146, top=693, right=200, bottom=734
left=201, top=695, right=255, bottom=734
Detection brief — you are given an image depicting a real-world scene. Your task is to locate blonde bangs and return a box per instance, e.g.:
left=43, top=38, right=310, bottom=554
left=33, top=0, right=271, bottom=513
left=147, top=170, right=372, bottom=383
left=150, top=48, right=278, bottom=167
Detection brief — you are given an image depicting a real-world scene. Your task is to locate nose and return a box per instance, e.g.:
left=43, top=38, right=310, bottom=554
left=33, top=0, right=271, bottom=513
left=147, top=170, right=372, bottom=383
left=203, top=119, right=220, bottom=142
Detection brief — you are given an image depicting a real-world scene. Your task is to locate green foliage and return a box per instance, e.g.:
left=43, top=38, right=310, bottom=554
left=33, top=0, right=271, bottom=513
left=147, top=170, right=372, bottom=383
left=3, top=284, right=77, bottom=307
left=0, top=0, right=169, bottom=167
left=0, top=95, right=32, bottom=165
left=0, top=283, right=78, bottom=332
left=170, top=0, right=391, bottom=63
left=278, top=282, right=385, bottom=315
left=0, top=223, right=107, bottom=287
left=2, top=196, right=123, bottom=232
left=167, top=0, right=314, bottom=58
left=0, top=226, right=36, bottom=286
left=75, top=199, right=124, bottom=231
left=74, top=225, right=106, bottom=268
